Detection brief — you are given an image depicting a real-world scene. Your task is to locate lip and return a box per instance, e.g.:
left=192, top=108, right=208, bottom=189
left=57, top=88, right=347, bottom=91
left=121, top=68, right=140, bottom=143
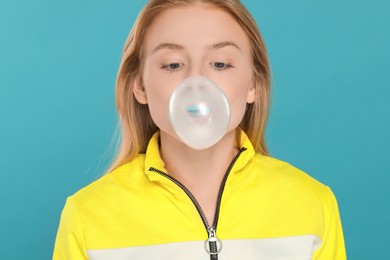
left=185, top=102, right=211, bottom=117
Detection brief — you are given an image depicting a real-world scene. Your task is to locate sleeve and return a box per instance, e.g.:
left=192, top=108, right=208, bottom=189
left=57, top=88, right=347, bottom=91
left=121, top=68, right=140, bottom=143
left=52, top=196, right=88, bottom=260
left=313, top=187, right=347, bottom=260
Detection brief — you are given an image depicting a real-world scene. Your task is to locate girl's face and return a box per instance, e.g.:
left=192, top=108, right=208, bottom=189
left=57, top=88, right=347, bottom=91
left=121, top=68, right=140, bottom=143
left=134, top=4, right=255, bottom=143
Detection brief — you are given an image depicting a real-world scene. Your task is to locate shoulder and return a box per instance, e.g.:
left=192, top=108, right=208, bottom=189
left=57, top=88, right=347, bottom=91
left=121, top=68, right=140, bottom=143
left=247, top=154, right=339, bottom=223
left=238, top=154, right=343, bottom=246
left=249, top=154, right=331, bottom=199
left=69, top=154, right=146, bottom=206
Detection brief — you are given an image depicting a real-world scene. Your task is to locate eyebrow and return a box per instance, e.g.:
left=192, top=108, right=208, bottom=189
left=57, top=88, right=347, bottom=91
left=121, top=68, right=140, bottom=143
left=151, top=41, right=242, bottom=54
left=209, top=41, right=242, bottom=52
left=152, top=43, right=184, bottom=53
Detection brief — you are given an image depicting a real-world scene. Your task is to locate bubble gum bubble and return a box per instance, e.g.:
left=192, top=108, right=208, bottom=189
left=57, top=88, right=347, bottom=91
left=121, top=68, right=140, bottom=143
left=169, top=76, right=231, bottom=150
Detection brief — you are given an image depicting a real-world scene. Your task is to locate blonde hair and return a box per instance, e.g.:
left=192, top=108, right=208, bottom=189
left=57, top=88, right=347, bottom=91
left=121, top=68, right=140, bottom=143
left=106, top=0, right=271, bottom=174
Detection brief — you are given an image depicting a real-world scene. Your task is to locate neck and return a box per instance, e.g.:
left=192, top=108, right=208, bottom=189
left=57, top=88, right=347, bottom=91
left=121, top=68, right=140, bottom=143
left=159, top=129, right=238, bottom=186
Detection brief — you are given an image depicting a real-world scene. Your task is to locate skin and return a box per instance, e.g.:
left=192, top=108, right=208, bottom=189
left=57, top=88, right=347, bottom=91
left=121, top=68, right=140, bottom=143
left=133, top=3, right=256, bottom=225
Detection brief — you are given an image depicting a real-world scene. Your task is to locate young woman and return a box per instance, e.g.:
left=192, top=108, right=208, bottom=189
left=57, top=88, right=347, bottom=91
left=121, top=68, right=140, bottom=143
left=53, top=0, right=346, bottom=259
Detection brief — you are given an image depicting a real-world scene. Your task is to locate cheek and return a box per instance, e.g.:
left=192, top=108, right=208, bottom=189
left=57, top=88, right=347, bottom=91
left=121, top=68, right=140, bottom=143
left=223, top=72, right=252, bottom=103
left=221, top=73, right=253, bottom=127
left=144, top=89, right=170, bottom=129
left=142, top=61, right=173, bottom=102
left=141, top=65, right=178, bottom=132
left=229, top=91, right=249, bottom=125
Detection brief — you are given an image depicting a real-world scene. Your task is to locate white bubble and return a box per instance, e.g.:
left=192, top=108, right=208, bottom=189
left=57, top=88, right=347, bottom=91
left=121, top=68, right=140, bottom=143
left=169, top=76, right=231, bottom=150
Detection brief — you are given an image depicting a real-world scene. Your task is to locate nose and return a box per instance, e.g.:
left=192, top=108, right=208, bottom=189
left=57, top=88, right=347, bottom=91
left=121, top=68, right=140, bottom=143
left=186, top=60, right=208, bottom=79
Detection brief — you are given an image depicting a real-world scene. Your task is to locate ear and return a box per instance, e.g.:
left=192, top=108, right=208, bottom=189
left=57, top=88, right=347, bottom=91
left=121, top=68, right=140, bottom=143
left=133, top=75, right=148, bottom=104
left=246, top=80, right=256, bottom=104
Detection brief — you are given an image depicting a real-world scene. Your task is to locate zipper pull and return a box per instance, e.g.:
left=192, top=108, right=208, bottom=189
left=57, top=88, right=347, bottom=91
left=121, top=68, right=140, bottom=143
left=204, top=227, right=222, bottom=259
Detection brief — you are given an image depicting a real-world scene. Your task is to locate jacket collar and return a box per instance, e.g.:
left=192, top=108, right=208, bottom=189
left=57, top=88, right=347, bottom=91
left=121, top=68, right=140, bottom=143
left=144, top=128, right=256, bottom=182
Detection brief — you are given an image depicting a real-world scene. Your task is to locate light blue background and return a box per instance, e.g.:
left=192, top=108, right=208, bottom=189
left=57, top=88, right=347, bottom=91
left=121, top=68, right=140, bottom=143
left=0, top=0, right=389, bottom=259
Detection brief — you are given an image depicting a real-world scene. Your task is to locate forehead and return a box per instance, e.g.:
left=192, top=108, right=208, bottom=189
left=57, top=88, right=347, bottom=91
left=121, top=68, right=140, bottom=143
left=143, top=4, right=251, bottom=54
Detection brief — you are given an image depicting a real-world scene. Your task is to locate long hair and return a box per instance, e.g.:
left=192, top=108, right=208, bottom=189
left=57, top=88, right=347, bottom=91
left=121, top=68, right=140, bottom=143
left=105, top=0, right=271, bottom=174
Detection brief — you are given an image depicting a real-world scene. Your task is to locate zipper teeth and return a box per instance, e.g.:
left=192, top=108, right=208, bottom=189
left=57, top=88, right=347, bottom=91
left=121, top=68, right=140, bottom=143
left=149, top=147, right=247, bottom=235
left=149, top=167, right=210, bottom=230
left=212, top=147, right=247, bottom=229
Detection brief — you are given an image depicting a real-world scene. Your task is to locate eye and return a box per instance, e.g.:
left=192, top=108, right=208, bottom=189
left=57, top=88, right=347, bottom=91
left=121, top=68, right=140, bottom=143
left=161, top=63, right=184, bottom=72
left=210, top=62, right=233, bottom=70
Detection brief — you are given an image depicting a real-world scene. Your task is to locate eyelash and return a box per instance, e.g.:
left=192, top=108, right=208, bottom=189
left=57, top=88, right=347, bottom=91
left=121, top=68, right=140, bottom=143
left=210, top=62, right=233, bottom=70
left=161, top=63, right=184, bottom=72
left=161, top=62, right=234, bottom=72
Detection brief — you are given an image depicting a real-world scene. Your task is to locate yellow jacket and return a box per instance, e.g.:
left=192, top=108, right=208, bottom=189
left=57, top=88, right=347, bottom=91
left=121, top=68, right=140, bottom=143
left=53, top=129, right=346, bottom=259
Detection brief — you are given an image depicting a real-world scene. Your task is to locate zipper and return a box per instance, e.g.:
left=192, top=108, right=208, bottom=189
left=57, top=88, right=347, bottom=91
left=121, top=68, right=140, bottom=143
left=149, top=147, right=246, bottom=259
